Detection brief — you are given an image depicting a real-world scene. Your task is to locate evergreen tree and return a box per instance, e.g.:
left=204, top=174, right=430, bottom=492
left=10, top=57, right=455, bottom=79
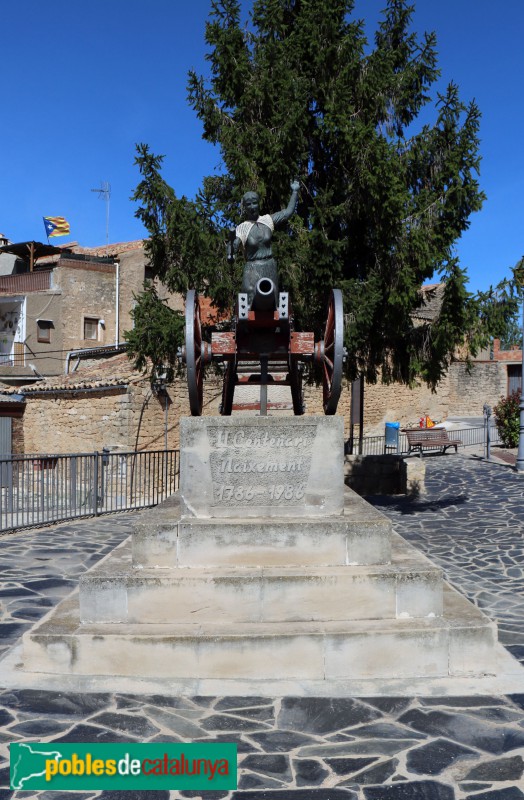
left=129, top=0, right=518, bottom=387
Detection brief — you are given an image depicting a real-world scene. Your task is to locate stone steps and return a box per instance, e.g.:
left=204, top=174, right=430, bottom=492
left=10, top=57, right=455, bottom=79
left=23, top=582, right=497, bottom=682
left=132, top=490, right=392, bottom=568
left=78, top=535, right=442, bottom=624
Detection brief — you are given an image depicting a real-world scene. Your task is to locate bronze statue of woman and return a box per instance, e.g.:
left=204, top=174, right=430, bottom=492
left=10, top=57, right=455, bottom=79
left=227, top=180, right=300, bottom=307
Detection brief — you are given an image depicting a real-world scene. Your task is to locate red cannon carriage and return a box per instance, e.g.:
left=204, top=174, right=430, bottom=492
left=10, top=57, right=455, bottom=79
left=181, top=279, right=345, bottom=417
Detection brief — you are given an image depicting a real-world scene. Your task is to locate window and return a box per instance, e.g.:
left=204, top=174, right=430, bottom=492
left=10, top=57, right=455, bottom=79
left=37, top=319, right=53, bottom=343
left=83, top=317, right=99, bottom=341
left=508, top=365, right=522, bottom=396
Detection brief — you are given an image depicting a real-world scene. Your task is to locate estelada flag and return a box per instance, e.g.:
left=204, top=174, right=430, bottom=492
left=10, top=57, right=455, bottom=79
left=43, top=216, right=71, bottom=238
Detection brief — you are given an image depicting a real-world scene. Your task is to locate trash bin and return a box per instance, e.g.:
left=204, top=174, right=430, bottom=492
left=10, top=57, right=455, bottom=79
left=385, top=422, right=400, bottom=453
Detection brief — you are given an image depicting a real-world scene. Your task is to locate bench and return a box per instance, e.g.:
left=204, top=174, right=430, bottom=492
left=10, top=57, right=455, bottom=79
left=405, top=428, right=462, bottom=457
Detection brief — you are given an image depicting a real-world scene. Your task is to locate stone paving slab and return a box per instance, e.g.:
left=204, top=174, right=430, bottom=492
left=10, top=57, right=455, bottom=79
left=0, top=455, right=523, bottom=798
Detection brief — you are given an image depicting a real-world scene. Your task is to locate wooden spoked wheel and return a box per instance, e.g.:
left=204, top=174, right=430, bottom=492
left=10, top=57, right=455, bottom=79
left=320, top=288, right=344, bottom=415
left=220, top=359, right=237, bottom=416
left=184, top=290, right=206, bottom=416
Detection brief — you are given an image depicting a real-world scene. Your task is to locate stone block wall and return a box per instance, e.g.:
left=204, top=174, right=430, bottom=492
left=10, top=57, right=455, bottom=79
left=345, top=454, right=426, bottom=496
left=55, top=261, right=118, bottom=352
left=447, top=361, right=507, bottom=416
left=303, top=380, right=351, bottom=437
left=22, top=389, right=132, bottom=454
left=24, top=292, right=63, bottom=377
left=345, top=454, right=403, bottom=495
left=19, top=372, right=225, bottom=455
left=354, top=377, right=450, bottom=436
left=12, top=415, right=24, bottom=454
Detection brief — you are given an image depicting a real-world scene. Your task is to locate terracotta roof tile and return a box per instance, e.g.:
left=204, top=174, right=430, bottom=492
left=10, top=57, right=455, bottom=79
left=0, top=352, right=144, bottom=395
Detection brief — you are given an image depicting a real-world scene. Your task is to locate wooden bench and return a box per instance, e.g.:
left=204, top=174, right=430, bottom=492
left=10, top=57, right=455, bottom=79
left=405, top=428, right=462, bottom=456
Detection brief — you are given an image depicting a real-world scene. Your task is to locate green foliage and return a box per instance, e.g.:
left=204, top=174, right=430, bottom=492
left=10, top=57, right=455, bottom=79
left=499, top=258, right=524, bottom=349
left=128, top=0, right=517, bottom=387
left=124, top=283, right=184, bottom=383
left=499, top=313, right=523, bottom=350
left=494, top=390, right=521, bottom=448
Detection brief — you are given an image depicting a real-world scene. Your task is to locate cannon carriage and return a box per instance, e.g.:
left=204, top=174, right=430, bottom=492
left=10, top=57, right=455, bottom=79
left=182, top=279, right=345, bottom=417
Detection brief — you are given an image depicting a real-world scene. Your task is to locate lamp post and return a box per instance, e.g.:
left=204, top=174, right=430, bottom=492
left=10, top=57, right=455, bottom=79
left=516, top=263, right=524, bottom=473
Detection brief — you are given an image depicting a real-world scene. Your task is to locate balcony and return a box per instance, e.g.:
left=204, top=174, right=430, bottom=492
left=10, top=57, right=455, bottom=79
left=0, top=270, right=52, bottom=294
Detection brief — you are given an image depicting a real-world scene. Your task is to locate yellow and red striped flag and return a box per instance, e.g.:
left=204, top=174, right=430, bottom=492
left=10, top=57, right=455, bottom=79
left=43, top=216, right=71, bottom=238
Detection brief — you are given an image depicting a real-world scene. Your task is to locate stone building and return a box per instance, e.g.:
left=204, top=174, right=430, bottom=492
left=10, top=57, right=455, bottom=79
left=0, top=238, right=169, bottom=387
left=0, top=352, right=223, bottom=455
left=491, top=338, right=522, bottom=396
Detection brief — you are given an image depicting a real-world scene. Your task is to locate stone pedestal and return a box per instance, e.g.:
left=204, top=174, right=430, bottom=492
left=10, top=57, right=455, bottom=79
left=22, top=416, right=501, bottom=691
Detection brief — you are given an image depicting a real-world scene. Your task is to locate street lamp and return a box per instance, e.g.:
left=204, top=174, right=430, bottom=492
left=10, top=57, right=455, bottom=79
left=516, top=262, right=524, bottom=473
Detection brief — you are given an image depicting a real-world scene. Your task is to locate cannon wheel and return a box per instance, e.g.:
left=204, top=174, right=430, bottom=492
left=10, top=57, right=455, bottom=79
left=184, top=290, right=205, bottom=416
left=322, top=288, right=344, bottom=415
left=220, top=359, right=237, bottom=416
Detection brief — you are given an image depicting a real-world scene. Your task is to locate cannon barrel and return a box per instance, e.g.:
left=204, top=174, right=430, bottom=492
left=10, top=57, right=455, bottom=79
left=252, top=277, right=276, bottom=311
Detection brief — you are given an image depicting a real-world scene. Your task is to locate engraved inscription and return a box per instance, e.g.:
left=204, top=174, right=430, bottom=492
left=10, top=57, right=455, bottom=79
left=207, top=425, right=315, bottom=507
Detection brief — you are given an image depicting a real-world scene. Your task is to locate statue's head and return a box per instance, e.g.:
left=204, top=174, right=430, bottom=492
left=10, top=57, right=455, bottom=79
left=242, top=191, right=260, bottom=221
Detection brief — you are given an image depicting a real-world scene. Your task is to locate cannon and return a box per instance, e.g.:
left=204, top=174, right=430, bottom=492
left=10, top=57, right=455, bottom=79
left=181, top=279, right=345, bottom=417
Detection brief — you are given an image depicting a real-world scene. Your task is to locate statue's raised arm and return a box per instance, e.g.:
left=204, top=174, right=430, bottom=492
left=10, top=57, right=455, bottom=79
left=272, top=180, right=300, bottom=227
left=227, top=180, right=300, bottom=306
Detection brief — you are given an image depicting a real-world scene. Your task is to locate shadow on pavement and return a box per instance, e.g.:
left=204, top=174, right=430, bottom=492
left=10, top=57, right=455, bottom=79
left=368, top=493, right=468, bottom=515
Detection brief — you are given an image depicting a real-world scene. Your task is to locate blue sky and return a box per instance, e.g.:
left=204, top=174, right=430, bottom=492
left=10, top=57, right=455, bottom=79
left=2, top=0, right=523, bottom=293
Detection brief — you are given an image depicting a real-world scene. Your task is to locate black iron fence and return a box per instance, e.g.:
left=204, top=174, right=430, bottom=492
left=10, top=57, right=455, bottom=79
left=347, top=424, right=501, bottom=456
left=0, top=449, right=180, bottom=533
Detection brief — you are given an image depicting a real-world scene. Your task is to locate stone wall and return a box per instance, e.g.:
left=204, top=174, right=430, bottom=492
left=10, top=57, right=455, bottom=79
left=448, top=361, right=507, bottom=417
left=117, top=247, right=184, bottom=341
left=12, top=415, right=24, bottom=454
left=22, top=388, right=132, bottom=454
left=345, top=454, right=403, bottom=495
left=353, top=377, right=450, bottom=436
left=344, top=454, right=426, bottom=496
left=303, top=380, right=351, bottom=437
left=19, top=373, right=225, bottom=456
left=24, top=292, right=63, bottom=377
left=54, top=261, right=118, bottom=352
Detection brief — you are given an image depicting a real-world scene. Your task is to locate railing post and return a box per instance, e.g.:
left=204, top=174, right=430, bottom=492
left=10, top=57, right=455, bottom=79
left=483, top=404, right=492, bottom=461
left=70, top=456, right=77, bottom=513
left=100, top=447, right=109, bottom=510
left=93, top=452, right=99, bottom=516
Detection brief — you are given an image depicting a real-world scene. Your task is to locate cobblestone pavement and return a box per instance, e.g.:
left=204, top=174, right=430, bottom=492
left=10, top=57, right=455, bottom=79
left=372, top=454, right=524, bottom=669
left=0, top=456, right=523, bottom=799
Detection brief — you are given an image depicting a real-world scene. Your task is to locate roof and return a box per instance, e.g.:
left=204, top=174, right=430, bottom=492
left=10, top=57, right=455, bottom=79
left=0, top=241, right=72, bottom=261
left=412, top=283, right=446, bottom=322
left=0, top=393, right=24, bottom=403
left=76, top=240, right=144, bottom=258
left=35, top=240, right=145, bottom=267
left=0, top=352, right=143, bottom=396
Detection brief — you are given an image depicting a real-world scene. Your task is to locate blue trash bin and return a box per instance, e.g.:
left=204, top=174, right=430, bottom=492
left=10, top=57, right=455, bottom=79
left=385, top=422, right=400, bottom=453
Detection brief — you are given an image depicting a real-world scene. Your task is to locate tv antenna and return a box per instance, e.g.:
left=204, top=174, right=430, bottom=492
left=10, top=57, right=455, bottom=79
left=91, top=181, right=111, bottom=245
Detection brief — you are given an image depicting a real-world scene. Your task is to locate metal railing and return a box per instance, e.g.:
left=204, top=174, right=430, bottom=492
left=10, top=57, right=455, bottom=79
left=0, top=448, right=180, bottom=533
left=347, top=424, right=501, bottom=456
